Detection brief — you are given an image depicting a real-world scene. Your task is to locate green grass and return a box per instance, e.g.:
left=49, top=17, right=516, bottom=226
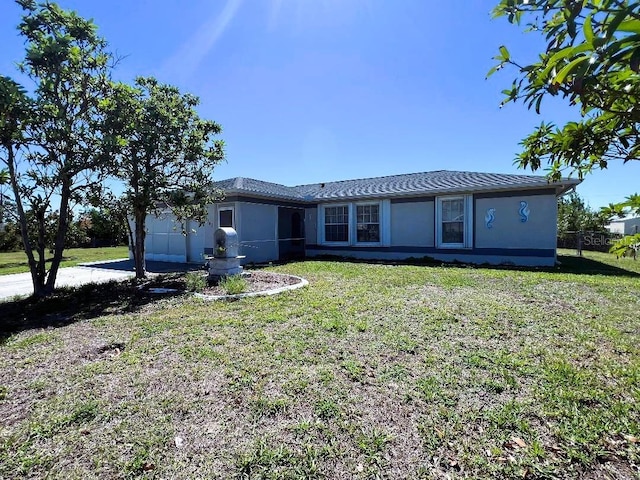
left=184, top=271, right=207, bottom=292
left=218, top=274, right=248, bottom=295
left=558, top=247, right=640, bottom=274
left=0, top=251, right=638, bottom=478
left=0, top=246, right=130, bottom=275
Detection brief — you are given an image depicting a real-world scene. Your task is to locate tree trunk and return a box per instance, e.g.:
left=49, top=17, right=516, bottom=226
left=4, top=142, right=46, bottom=296
left=133, top=208, right=146, bottom=278
left=34, top=206, right=48, bottom=295
left=44, top=177, right=71, bottom=295
left=124, top=212, right=136, bottom=265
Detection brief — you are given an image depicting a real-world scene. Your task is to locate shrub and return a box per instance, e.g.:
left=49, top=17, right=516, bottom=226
left=219, top=275, right=247, bottom=295
left=185, top=272, right=207, bottom=292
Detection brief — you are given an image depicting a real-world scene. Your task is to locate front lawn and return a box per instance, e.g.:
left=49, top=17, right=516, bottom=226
left=0, top=253, right=638, bottom=478
left=0, top=246, right=130, bottom=276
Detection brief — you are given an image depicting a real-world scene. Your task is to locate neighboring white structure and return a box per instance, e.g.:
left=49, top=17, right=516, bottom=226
left=606, top=217, right=640, bottom=236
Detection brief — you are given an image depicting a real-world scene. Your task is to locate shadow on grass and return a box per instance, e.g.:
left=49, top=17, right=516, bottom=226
left=0, top=279, right=186, bottom=343
left=274, top=253, right=639, bottom=278
left=555, top=254, right=640, bottom=276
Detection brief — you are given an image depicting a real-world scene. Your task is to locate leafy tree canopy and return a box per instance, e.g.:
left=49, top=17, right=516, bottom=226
left=558, top=190, right=609, bottom=234
left=106, top=77, right=225, bottom=278
left=490, top=0, right=640, bottom=181
left=1, top=1, right=116, bottom=296
left=601, top=193, right=640, bottom=257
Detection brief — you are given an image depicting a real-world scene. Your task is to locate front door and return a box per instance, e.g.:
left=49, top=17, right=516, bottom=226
left=278, top=207, right=305, bottom=261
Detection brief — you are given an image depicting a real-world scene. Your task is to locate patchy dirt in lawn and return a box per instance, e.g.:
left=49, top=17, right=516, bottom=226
left=137, top=270, right=303, bottom=297
left=201, top=271, right=302, bottom=296
left=0, top=257, right=638, bottom=479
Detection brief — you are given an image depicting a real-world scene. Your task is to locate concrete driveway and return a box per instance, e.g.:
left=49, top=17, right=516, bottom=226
left=0, top=259, right=202, bottom=301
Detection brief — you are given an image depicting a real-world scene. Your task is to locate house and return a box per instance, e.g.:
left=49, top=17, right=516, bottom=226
left=142, top=170, right=581, bottom=267
left=606, top=217, right=640, bottom=236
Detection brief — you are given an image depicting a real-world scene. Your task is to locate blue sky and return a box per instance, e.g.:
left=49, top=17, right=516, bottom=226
left=1, top=0, right=638, bottom=209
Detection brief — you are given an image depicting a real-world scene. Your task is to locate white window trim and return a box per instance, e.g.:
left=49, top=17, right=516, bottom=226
left=354, top=201, right=382, bottom=246
left=436, top=195, right=473, bottom=249
left=217, top=206, right=235, bottom=229
left=321, top=204, right=350, bottom=246
left=319, top=201, right=388, bottom=247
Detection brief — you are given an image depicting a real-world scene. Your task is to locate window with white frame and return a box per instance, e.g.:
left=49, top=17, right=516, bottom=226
left=356, top=204, right=380, bottom=243
left=218, top=207, right=234, bottom=228
left=324, top=205, right=349, bottom=242
left=441, top=198, right=464, bottom=244
left=436, top=196, right=471, bottom=248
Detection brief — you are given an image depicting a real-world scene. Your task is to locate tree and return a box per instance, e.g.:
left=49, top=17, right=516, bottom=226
left=490, top=0, right=640, bottom=181
left=558, top=191, right=609, bottom=235
left=82, top=207, right=128, bottom=246
left=0, top=167, right=18, bottom=251
left=0, top=73, right=33, bottom=254
left=106, top=78, right=225, bottom=278
left=602, top=193, right=640, bottom=258
left=0, top=221, right=22, bottom=252
left=0, top=168, right=12, bottom=225
left=0, top=1, right=116, bottom=296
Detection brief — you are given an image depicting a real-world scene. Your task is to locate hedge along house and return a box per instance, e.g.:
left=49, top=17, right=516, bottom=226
left=142, top=170, right=581, bottom=267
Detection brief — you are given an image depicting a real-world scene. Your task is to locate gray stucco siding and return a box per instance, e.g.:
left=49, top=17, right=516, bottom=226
left=474, top=194, right=557, bottom=250
left=305, top=207, right=318, bottom=245
left=305, top=246, right=555, bottom=267
left=390, top=201, right=434, bottom=247
left=237, top=202, right=278, bottom=263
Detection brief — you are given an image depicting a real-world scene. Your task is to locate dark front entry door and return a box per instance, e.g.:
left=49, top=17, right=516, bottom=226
left=278, top=207, right=305, bottom=261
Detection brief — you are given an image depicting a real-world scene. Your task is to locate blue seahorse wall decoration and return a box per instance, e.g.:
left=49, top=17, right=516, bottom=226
left=485, top=208, right=496, bottom=229
left=519, top=201, right=530, bottom=223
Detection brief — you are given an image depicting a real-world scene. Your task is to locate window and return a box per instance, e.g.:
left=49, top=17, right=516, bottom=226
left=436, top=196, right=471, bottom=248
left=219, top=207, right=234, bottom=228
left=324, top=205, right=349, bottom=242
left=441, top=198, right=464, bottom=244
left=356, top=204, right=380, bottom=243
left=319, top=201, right=387, bottom=246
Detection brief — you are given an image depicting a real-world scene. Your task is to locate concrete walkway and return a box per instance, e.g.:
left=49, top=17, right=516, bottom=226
left=0, top=259, right=202, bottom=301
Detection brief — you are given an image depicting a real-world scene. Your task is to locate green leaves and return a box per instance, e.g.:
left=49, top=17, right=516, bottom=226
left=553, top=55, right=590, bottom=84
left=0, top=75, right=31, bottom=146
left=609, top=233, right=640, bottom=258
left=499, top=45, right=510, bottom=61
left=3, top=1, right=226, bottom=287
left=558, top=191, right=610, bottom=236
left=617, top=18, right=640, bottom=35
left=583, top=14, right=595, bottom=45
left=491, top=0, right=640, bottom=180
left=107, top=76, right=225, bottom=277
left=607, top=8, right=629, bottom=40
left=600, top=194, right=640, bottom=259
left=1, top=1, right=123, bottom=295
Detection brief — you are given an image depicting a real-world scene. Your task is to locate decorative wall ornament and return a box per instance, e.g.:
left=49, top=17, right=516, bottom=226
left=485, top=208, right=496, bottom=229
left=519, top=201, right=530, bottom=223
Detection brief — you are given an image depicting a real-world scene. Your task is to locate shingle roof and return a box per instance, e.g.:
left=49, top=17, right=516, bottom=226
left=212, top=177, right=302, bottom=201
left=213, top=170, right=580, bottom=202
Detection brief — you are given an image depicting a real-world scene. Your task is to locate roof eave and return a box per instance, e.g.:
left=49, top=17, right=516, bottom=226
left=218, top=188, right=309, bottom=203
left=218, top=177, right=583, bottom=203
left=312, top=181, right=580, bottom=202
left=553, top=178, right=583, bottom=196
